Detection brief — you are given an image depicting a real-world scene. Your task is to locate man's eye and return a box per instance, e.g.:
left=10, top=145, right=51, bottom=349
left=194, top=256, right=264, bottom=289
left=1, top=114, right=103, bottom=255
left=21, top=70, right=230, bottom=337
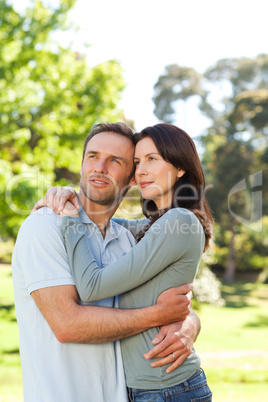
left=112, top=159, right=120, bottom=164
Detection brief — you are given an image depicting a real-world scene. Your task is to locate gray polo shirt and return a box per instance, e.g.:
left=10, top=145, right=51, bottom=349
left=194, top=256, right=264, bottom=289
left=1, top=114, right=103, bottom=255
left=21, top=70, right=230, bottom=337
left=12, top=207, right=135, bottom=402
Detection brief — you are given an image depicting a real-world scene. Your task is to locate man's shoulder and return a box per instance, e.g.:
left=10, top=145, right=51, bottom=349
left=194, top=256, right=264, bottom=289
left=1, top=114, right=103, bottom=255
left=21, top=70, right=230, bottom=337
left=17, top=208, right=62, bottom=242
left=13, top=208, right=67, bottom=265
left=110, top=218, right=131, bottom=234
left=21, top=207, right=61, bottom=229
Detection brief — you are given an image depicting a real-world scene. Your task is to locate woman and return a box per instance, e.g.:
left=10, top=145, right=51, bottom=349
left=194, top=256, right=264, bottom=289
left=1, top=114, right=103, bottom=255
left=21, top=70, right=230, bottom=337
left=39, top=124, right=213, bottom=401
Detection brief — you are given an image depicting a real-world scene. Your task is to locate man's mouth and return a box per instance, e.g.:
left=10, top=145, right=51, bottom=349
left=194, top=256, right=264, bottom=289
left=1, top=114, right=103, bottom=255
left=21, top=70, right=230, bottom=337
left=89, top=176, right=110, bottom=186
left=91, top=180, right=108, bottom=185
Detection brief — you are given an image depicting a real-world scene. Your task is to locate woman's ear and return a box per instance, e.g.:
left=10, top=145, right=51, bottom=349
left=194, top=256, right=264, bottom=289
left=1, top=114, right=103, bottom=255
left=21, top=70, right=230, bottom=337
left=129, top=175, right=137, bottom=186
left=177, top=169, right=186, bottom=179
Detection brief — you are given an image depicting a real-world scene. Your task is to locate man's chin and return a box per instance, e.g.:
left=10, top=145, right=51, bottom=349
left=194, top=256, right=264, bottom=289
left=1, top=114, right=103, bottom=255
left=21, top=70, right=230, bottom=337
left=83, top=192, right=116, bottom=207
left=80, top=185, right=123, bottom=209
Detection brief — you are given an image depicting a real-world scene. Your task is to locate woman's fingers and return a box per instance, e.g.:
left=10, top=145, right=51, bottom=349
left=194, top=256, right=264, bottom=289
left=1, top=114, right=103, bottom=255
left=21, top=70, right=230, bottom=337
left=31, top=198, right=46, bottom=214
left=60, top=201, right=80, bottom=218
left=31, top=186, right=79, bottom=215
left=31, top=187, right=57, bottom=213
left=58, top=189, right=79, bottom=212
left=43, top=187, right=58, bottom=211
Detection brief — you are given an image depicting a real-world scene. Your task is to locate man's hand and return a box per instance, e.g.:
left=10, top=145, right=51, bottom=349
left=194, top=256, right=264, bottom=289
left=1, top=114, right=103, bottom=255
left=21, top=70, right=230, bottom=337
left=144, top=309, right=200, bottom=373
left=31, top=186, right=80, bottom=214
left=155, top=284, right=193, bottom=325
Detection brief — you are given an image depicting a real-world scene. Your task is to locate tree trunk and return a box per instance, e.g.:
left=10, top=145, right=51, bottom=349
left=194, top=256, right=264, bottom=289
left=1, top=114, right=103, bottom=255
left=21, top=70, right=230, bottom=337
left=224, top=222, right=236, bottom=283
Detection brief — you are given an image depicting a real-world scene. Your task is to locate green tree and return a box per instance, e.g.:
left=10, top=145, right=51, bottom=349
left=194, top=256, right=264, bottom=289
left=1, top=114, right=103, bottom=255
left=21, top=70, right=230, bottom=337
left=152, top=55, right=268, bottom=282
left=205, top=139, right=255, bottom=282
left=0, top=0, right=126, bottom=239
left=153, top=64, right=204, bottom=123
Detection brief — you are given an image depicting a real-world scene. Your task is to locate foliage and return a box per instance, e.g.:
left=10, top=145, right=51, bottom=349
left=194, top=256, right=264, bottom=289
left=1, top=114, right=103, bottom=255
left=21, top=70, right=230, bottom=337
left=0, top=238, right=14, bottom=263
left=194, top=266, right=225, bottom=307
left=193, top=244, right=225, bottom=307
left=213, top=217, right=268, bottom=274
left=153, top=65, right=204, bottom=123
left=0, top=0, right=126, bottom=239
left=153, top=54, right=268, bottom=282
left=0, top=266, right=22, bottom=400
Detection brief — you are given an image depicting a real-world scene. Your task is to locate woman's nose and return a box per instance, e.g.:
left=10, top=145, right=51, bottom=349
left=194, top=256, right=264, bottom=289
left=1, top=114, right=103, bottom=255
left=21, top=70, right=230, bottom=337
left=135, top=162, right=147, bottom=176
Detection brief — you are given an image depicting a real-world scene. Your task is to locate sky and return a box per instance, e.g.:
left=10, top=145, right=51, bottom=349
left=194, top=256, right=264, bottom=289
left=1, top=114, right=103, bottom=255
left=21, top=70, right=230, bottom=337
left=14, top=0, right=268, bottom=136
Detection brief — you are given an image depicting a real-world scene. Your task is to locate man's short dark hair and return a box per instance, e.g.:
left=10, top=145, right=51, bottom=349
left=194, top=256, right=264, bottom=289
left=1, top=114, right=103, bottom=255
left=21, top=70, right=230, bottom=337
left=82, top=122, right=134, bottom=159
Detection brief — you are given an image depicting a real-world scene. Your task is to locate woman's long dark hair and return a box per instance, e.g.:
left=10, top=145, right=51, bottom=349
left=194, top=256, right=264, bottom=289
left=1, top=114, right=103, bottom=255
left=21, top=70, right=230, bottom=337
left=133, top=123, right=213, bottom=251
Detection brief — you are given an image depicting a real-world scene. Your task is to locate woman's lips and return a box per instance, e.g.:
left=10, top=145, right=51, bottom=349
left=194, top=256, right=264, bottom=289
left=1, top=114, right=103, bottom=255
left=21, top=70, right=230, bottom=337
left=139, top=181, right=154, bottom=189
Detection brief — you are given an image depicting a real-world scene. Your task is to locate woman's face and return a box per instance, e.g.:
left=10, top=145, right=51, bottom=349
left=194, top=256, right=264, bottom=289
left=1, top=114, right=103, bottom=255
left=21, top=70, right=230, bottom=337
left=134, top=137, right=185, bottom=209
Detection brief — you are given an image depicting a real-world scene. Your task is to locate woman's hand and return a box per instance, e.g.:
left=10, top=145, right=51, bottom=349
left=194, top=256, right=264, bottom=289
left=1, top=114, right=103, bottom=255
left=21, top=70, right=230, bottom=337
left=31, top=186, right=80, bottom=215
left=60, top=201, right=80, bottom=218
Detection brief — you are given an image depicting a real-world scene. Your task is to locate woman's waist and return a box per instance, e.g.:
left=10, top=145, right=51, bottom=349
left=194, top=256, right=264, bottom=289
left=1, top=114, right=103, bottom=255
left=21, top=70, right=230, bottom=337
left=120, top=329, right=200, bottom=389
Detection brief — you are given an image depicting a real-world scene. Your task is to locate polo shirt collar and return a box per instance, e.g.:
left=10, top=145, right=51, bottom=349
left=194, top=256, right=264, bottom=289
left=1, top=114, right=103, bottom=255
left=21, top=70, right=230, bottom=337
left=78, top=206, right=93, bottom=225
left=78, top=206, right=119, bottom=241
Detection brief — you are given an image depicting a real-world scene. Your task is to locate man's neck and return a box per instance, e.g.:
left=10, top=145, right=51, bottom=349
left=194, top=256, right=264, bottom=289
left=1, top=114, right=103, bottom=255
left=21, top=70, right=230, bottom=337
left=78, top=191, right=119, bottom=238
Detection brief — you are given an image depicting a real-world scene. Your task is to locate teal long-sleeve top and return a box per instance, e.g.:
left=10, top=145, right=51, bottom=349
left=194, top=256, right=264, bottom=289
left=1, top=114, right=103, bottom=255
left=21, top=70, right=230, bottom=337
left=61, top=207, right=205, bottom=389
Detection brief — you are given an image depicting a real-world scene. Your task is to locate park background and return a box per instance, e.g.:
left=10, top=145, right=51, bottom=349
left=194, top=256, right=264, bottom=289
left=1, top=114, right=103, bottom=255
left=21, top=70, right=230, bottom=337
left=0, top=0, right=267, bottom=400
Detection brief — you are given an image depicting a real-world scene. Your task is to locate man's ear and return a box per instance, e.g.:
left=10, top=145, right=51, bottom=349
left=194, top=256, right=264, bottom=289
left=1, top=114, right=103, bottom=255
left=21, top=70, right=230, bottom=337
left=129, top=175, right=137, bottom=186
left=177, top=169, right=186, bottom=179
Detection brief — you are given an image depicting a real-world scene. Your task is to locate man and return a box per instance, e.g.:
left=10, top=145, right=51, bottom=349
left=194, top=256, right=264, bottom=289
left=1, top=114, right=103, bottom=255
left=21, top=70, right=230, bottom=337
left=12, top=122, right=200, bottom=401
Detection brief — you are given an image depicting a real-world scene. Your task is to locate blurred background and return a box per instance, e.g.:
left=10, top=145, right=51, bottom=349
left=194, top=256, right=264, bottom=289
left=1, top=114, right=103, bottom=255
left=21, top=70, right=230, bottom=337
left=0, top=0, right=267, bottom=400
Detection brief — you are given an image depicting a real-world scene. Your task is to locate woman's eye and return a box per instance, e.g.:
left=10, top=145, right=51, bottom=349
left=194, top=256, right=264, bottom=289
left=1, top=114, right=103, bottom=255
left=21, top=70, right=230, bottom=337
left=149, top=157, right=156, bottom=161
left=134, top=160, right=140, bottom=166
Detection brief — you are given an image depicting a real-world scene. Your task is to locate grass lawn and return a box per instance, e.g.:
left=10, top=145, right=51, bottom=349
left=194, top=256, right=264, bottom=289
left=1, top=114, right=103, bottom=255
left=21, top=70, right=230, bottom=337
left=0, top=264, right=268, bottom=401
left=195, top=282, right=268, bottom=401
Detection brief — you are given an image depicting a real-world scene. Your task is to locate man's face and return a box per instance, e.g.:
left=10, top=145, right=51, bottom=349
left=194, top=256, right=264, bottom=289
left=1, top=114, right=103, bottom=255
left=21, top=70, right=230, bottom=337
left=80, top=132, right=135, bottom=208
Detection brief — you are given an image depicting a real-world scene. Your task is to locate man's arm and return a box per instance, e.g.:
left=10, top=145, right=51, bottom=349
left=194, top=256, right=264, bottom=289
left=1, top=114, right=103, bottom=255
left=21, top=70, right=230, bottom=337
left=31, top=283, right=192, bottom=344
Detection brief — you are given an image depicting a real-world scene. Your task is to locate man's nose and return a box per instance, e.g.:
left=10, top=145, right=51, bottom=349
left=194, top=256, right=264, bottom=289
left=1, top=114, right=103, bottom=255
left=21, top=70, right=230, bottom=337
left=94, top=158, right=108, bottom=174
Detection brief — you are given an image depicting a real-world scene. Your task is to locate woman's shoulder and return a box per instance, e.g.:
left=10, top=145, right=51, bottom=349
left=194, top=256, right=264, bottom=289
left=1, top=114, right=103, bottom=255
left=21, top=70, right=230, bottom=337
left=160, top=207, right=199, bottom=223
left=149, top=208, right=203, bottom=238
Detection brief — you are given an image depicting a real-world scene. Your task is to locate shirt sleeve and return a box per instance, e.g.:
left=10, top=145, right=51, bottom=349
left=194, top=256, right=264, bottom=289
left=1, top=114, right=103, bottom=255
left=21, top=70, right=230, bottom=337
left=112, top=217, right=150, bottom=237
left=12, top=210, right=74, bottom=293
left=61, top=209, right=203, bottom=302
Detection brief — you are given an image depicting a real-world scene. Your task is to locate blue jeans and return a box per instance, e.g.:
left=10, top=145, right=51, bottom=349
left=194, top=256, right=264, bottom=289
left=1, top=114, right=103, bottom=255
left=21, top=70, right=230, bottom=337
left=127, top=368, right=212, bottom=401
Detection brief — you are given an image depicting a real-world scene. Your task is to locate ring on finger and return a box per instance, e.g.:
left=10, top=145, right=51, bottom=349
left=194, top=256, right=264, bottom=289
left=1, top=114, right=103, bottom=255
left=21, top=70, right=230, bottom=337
left=172, top=353, right=176, bottom=361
